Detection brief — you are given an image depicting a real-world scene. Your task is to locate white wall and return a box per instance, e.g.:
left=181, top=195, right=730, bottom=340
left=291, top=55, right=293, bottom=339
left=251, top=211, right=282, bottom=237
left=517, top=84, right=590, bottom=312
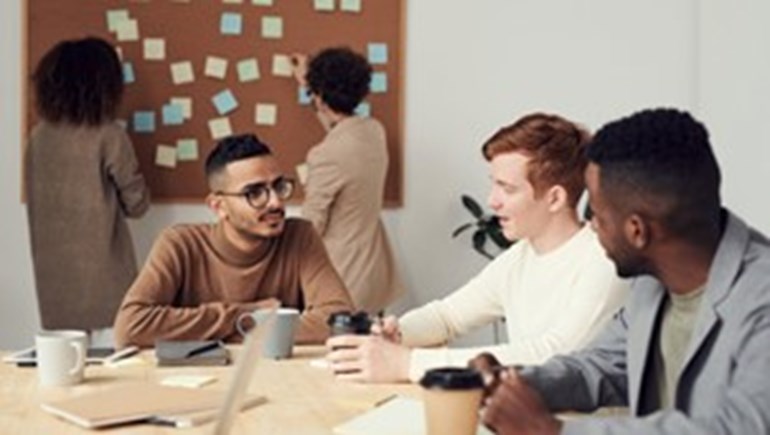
left=3, top=0, right=769, bottom=349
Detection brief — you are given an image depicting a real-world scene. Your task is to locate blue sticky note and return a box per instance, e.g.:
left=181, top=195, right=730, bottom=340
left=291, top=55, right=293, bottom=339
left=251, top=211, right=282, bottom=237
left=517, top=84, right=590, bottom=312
left=133, top=111, right=155, bottom=133
left=370, top=72, right=387, bottom=93
left=354, top=102, right=371, bottom=118
left=212, top=89, right=239, bottom=115
left=122, top=62, right=135, bottom=84
left=368, top=43, right=388, bottom=64
left=298, top=86, right=312, bottom=105
left=162, top=103, right=184, bottom=125
left=221, top=12, right=243, bottom=35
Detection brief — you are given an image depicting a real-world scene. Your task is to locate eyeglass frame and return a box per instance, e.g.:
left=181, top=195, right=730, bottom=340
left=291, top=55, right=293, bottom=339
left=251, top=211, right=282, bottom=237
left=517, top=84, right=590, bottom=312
left=213, top=176, right=296, bottom=210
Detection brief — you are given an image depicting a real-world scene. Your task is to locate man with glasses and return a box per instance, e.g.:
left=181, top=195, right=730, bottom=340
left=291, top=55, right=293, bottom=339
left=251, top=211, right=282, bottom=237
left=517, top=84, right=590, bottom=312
left=114, top=134, right=354, bottom=348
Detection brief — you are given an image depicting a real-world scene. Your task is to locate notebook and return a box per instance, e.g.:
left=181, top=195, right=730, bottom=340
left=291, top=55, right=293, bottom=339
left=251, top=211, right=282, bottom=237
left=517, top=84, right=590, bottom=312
left=41, top=308, right=277, bottom=430
left=155, top=339, right=230, bottom=366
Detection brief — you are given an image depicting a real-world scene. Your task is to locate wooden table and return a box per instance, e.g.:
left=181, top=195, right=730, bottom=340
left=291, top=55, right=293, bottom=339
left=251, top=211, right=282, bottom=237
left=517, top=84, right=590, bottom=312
left=0, top=346, right=420, bottom=434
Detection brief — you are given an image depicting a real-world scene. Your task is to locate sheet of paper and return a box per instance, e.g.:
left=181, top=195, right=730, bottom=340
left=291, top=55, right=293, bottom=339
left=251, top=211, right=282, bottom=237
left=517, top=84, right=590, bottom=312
left=133, top=111, right=155, bottom=133
left=170, top=97, right=193, bottom=119
left=261, top=16, right=283, bottom=39
left=255, top=103, right=277, bottom=126
left=370, top=72, right=387, bottom=93
left=205, top=56, right=229, bottom=79
left=314, top=0, right=335, bottom=12
left=162, top=103, right=184, bottom=125
left=212, top=89, right=239, bottom=115
left=160, top=375, right=217, bottom=389
left=176, top=138, right=199, bottom=161
left=155, top=145, right=178, bottom=168
left=237, top=58, right=260, bottom=82
left=221, top=12, right=243, bottom=35
left=208, top=117, right=233, bottom=139
left=115, top=19, right=139, bottom=42
left=122, top=62, right=135, bottom=84
left=143, top=38, right=166, bottom=61
left=368, top=43, right=388, bottom=64
left=106, top=9, right=130, bottom=32
left=340, top=0, right=362, bottom=13
left=272, top=54, right=292, bottom=77
left=171, top=61, right=195, bottom=84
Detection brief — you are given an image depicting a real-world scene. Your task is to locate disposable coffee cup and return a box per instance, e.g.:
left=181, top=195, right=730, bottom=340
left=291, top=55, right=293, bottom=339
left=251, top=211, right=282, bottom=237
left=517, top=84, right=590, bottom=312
left=237, top=308, right=299, bottom=359
left=35, top=330, right=88, bottom=387
left=420, top=367, right=484, bottom=435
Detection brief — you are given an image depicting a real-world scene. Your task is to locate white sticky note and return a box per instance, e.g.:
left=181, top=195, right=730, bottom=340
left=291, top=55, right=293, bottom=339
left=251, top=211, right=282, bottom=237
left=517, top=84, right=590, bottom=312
left=208, top=117, right=233, bottom=139
left=314, top=0, right=335, bottom=11
left=237, top=58, right=260, bottom=82
left=170, top=97, right=193, bottom=119
left=176, top=138, right=199, bottom=161
left=252, top=0, right=273, bottom=5
left=255, top=103, right=277, bottom=125
left=115, top=19, right=139, bottom=42
left=155, top=145, right=178, bottom=168
left=296, top=163, right=309, bottom=185
left=340, top=0, right=361, bottom=12
left=170, top=61, right=195, bottom=85
left=106, top=9, right=130, bottom=32
left=205, top=56, right=229, bottom=79
left=272, top=54, right=292, bottom=77
left=261, top=16, right=283, bottom=39
left=160, top=374, right=216, bottom=389
left=143, top=38, right=166, bottom=61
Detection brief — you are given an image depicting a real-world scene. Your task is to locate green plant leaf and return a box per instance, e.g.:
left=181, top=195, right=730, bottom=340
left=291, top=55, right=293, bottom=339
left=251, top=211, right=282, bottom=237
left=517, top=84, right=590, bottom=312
left=452, top=222, right=474, bottom=238
left=461, top=194, right=484, bottom=219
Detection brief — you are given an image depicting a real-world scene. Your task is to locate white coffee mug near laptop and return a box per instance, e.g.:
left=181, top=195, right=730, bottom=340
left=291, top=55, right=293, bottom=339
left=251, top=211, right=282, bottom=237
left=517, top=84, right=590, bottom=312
left=236, top=308, right=299, bottom=359
left=35, top=330, right=88, bottom=387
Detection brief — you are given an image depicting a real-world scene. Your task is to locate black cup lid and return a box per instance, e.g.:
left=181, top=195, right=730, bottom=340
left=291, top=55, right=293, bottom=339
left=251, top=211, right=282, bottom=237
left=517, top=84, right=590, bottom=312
left=327, top=311, right=372, bottom=334
left=419, top=367, right=484, bottom=390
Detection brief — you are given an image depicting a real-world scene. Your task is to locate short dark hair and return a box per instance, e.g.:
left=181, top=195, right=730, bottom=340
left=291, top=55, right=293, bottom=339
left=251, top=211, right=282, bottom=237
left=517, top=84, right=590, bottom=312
left=482, top=113, right=591, bottom=208
left=306, top=47, right=371, bottom=115
left=205, top=134, right=273, bottom=185
left=32, top=37, right=124, bottom=126
left=586, top=108, right=722, bottom=239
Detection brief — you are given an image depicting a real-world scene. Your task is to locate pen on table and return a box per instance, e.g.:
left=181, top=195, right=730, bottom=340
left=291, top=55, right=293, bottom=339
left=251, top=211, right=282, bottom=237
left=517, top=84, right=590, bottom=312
left=185, top=341, right=222, bottom=358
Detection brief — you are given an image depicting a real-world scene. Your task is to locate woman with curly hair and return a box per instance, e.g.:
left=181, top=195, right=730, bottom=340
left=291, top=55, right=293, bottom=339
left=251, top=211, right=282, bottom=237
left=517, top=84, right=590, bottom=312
left=292, top=47, right=404, bottom=315
left=25, top=37, right=149, bottom=340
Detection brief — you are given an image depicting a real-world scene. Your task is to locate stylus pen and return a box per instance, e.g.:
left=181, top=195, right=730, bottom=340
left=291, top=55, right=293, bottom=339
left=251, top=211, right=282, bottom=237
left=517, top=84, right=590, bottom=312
left=185, top=341, right=223, bottom=358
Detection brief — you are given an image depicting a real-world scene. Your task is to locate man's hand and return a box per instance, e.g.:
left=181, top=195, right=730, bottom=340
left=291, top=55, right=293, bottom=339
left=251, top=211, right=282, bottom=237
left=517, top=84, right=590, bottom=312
left=290, top=53, right=309, bottom=86
left=468, top=352, right=503, bottom=397
left=482, top=368, right=562, bottom=435
left=325, top=335, right=411, bottom=383
left=371, top=315, right=402, bottom=343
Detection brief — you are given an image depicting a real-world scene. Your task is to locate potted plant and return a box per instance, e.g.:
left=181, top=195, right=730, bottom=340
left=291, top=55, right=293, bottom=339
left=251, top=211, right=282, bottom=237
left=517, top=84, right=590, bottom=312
left=452, top=194, right=513, bottom=259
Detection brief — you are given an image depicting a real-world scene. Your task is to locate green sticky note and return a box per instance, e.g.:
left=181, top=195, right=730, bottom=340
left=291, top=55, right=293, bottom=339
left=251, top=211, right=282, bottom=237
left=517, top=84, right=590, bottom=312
left=262, top=16, right=283, bottom=39
left=177, top=138, right=199, bottom=161
left=237, top=58, right=260, bottom=82
left=106, top=9, right=130, bottom=32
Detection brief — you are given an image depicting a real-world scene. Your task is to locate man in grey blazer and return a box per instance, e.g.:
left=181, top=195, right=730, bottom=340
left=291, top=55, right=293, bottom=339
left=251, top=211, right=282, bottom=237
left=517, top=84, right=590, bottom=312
left=477, top=108, right=770, bottom=434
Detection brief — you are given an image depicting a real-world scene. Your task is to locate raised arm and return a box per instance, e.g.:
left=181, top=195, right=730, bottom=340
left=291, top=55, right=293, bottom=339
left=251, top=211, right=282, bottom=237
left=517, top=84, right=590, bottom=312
left=103, top=125, right=150, bottom=218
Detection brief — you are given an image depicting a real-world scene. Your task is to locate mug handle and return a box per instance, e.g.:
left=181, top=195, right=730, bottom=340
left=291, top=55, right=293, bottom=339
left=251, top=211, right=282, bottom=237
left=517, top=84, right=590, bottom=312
left=236, top=312, right=253, bottom=337
left=69, top=341, right=85, bottom=376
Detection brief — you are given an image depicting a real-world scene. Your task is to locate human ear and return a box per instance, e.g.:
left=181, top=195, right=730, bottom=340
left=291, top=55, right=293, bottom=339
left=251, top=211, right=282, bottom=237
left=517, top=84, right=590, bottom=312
left=624, top=213, right=649, bottom=249
left=546, top=185, right=569, bottom=213
left=206, top=193, right=229, bottom=220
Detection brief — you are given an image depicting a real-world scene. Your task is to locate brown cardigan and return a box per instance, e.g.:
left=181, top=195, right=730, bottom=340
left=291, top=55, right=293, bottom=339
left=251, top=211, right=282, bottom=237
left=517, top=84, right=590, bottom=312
left=25, top=122, right=149, bottom=329
left=113, top=219, right=354, bottom=347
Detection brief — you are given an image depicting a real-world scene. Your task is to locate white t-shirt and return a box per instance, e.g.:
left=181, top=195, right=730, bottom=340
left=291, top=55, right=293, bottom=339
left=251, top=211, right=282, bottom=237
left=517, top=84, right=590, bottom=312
left=399, top=225, right=629, bottom=381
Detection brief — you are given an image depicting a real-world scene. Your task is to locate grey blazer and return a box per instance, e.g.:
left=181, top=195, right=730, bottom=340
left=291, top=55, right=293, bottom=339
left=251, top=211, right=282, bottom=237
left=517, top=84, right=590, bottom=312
left=520, top=210, right=770, bottom=434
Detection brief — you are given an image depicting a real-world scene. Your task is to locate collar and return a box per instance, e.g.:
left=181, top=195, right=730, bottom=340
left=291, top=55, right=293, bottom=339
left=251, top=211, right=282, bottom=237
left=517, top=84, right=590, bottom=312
left=210, top=222, right=274, bottom=267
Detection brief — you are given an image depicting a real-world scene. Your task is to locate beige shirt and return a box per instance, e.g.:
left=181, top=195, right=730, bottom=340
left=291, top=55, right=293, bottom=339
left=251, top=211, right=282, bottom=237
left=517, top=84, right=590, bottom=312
left=302, top=116, right=404, bottom=314
left=113, top=219, right=354, bottom=347
left=25, top=121, right=149, bottom=329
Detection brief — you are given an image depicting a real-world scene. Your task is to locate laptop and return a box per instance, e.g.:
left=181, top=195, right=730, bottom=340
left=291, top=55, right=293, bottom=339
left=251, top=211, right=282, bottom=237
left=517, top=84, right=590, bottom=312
left=40, top=308, right=277, bottom=431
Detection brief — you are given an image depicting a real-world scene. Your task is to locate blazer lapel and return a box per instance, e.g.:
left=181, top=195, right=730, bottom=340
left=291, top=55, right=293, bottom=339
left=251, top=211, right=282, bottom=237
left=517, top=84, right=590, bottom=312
left=628, top=279, right=665, bottom=414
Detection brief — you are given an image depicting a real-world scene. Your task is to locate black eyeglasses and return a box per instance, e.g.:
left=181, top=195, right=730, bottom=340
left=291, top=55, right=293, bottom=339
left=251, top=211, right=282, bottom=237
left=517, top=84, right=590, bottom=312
left=215, top=177, right=296, bottom=210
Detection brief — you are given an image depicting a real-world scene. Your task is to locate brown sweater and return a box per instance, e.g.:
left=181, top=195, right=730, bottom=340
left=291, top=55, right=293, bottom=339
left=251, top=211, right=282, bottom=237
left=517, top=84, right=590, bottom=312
left=113, top=218, right=354, bottom=347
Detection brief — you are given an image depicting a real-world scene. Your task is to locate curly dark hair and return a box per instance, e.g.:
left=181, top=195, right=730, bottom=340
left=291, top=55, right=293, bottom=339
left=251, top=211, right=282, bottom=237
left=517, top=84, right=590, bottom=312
left=586, top=108, right=722, bottom=239
left=306, top=47, right=371, bottom=115
left=205, top=133, right=272, bottom=186
left=32, top=37, right=124, bottom=126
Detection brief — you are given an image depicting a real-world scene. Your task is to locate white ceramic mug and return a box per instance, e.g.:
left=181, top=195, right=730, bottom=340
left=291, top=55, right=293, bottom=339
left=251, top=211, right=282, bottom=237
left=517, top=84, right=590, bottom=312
left=35, top=330, right=87, bottom=387
left=236, top=308, right=299, bottom=359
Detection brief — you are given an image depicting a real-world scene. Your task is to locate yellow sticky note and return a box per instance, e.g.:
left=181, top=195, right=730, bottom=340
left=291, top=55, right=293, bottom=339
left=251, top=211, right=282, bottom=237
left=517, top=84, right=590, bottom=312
left=170, top=61, right=194, bottom=85
left=255, top=103, right=277, bottom=126
left=208, top=117, right=233, bottom=139
left=237, top=58, right=260, bottom=82
left=143, top=38, right=166, bottom=61
left=170, top=97, right=193, bottom=119
left=261, top=16, right=283, bottom=39
left=252, top=0, right=274, bottom=6
left=296, top=163, right=309, bottom=185
left=155, top=145, right=178, bottom=168
left=340, top=0, right=361, bottom=12
left=176, top=138, right=199, bottom=161
left=314, top=0, right=335, bottom=11
left=205, top=56, right=229, bottom=79
left=115, top=19, right=139, bottom=42
left=272, top=54, right=292, bottom=77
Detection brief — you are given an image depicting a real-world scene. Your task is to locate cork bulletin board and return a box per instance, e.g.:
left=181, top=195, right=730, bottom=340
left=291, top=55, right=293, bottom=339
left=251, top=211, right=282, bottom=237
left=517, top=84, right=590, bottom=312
left=25, top=0, right=404, bottom=205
